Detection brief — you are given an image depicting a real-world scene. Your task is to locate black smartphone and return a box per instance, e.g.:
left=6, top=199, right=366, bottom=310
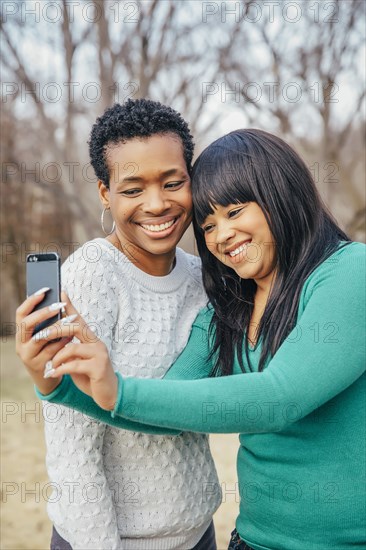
left=26, top=252, right=61, bottom=335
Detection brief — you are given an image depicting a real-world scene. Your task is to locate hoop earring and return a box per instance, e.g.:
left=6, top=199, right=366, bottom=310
left=101, top=207, right=115, bottom=235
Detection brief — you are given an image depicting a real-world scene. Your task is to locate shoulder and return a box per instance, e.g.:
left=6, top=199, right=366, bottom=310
left=62, top=239, right=117, bottom=277
left=313, top=241, right=365, bottom=280
left=176, top=248, right=203, bottom=285
left=302, top=241, right=366, bottom=302
left=61, top=239, right=121, bottom=297
left=60, top=240, right=121, bottom=330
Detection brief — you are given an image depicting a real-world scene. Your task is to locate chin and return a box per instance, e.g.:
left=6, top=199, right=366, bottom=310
left=145, top=239, right=180, bottom=254
left=235, top=264, right=259, bottom=280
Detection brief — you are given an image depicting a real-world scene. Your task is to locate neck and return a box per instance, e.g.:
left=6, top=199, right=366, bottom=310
left=106, top=235, right=176, bottom=276
left=254, top=269, right=277, bottom=302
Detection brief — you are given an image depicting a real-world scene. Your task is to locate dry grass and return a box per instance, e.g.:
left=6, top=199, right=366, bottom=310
left=0, top=338, right=238, bottom=550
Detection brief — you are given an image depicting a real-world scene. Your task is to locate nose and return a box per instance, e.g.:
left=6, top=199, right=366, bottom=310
left=205, top=221, right=236, bottom=251
left=142, top=189, right=172, bottom=214
left=215, top=221, right=236, bottom=245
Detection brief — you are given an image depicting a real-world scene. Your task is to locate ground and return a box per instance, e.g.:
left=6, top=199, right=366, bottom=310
left=1, top=338, right=238, bottom=550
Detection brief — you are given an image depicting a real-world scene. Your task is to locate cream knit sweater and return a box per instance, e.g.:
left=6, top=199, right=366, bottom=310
left=43, top=238, right=221, bottom=550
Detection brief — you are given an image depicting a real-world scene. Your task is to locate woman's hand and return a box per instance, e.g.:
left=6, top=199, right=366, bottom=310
left=38, top=293, right=119, bottom=411
left=15, top=288, right=73, bottom=395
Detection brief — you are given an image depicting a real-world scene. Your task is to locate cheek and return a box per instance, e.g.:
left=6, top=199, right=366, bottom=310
left=181, top=192, right=193, bottom=211
left=245, top=213, right=262, bottom=233
left=204, top=233, right=216, bottom=252
left=176, top=183, right=192, bottom=208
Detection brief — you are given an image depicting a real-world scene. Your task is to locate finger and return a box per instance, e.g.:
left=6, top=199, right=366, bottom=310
left=18, top=335, right=73, bottom=372
left=39, top=337, right=74, bottom=362
left=60, top=291, right=79, bottom=318
left=16, top=287, right=51, bottom=322
left=15, top=288, right=52, bottom=344
left=31, top=320, right=99, bottom=346
left=16, top=301, right=67, bottom=346
left=47, top=359, right=93, bottom=379
left=51, top=343, right=96, bottom=367
left=23, top=290, right=74, bottom=331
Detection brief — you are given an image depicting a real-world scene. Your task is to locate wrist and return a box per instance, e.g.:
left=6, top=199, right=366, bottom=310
left=35, top=375, right=63, bottom=396
left=103, top=371, right=119, bottom=411
left=110, top=372, right=124, bottom=418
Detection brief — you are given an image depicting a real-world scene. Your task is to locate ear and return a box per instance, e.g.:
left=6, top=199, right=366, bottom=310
left=98, top=180, right=110, bottom=207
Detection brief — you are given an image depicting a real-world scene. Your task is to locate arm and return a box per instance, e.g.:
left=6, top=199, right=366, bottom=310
left=36, top=307, right=214, bottom=433
left=36, top=375, right=180, bottom=434
left=112, top=246, right=366, bottom=433
left=43, top=403, right=122, bottom=549
left=43, top=252, right=121, bottom=549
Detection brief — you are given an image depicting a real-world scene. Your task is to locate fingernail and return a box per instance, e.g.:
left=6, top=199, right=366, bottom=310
left=49, top=302, right=67, bottom=312
left=43, top=361, right=54, bottom=378
left=33, top=328, right=51, bottom=341
left=60, top=314, right=77, bottom=325
left=44, top=368, right=57, bottom=379
left=34, top=287, right=50, bottom=296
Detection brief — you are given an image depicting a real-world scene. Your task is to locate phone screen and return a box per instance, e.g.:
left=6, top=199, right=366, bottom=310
left=26, top=253, right=61, bottom=335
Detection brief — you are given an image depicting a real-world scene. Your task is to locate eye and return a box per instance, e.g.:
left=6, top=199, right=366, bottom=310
left=120, top=189, right=142, bottom=196
left=165, top=181, right=184, bottom=189
left=202, top=224, right=214, bottom=234
left=228, top=207, right=243, bottom=218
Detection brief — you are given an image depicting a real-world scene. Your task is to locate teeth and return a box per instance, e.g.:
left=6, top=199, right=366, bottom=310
left=229, top=241, right=251, bottom=257
left=140, top=219, right=175, bottom=232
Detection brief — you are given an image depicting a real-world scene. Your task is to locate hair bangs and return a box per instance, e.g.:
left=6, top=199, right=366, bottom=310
left=192, top=144, right=256, bottom=227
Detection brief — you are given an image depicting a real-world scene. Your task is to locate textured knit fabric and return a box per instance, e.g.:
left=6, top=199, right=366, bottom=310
left=39, top=241, right=366, bottom=549
left=51, top=521, right=217, bottom=550
left=40, top=238, right=221, bottom=550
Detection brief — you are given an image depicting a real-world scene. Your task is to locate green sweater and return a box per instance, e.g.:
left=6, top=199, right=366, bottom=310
left=37, top=242, right=366, bottom=549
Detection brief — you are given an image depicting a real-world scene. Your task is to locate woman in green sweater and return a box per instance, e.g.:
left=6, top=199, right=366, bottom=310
left=32, top=130, right=365, bottom=549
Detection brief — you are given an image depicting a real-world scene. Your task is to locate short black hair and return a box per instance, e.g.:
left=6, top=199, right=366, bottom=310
left=89, top=98, right=194, bottom=188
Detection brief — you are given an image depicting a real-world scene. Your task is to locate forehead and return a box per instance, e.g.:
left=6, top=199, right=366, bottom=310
left=106, top=134, right=186, bottom=176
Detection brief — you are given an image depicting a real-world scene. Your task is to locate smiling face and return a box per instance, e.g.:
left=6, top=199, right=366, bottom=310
left=201, top=201, right=277, bottom=293
left=99, top=133, right=192, bottom=275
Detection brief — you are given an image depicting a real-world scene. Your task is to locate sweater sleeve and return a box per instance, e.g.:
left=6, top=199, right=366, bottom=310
left=41, top=250, right=122, bottom=550
left=112, top=245, right=366, bottom=434
left=35, top=307, right=214, bottom=432
left=36, top=375, right=180, bottom=435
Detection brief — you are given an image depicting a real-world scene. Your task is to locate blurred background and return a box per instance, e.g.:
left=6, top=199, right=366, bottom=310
left=1, top=0, right=365, bottom=548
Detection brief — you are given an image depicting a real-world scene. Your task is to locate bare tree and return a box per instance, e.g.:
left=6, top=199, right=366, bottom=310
left=1, top=0, right=223, bottom=238
left=217, top=0, right=365, bottom=237
left=0, top=0, right=224, bottom=326
left=1, top=0, right=365, bottom=330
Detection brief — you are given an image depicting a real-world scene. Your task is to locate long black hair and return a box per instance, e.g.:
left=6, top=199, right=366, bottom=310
left=192, top=129, right=350, bottom=376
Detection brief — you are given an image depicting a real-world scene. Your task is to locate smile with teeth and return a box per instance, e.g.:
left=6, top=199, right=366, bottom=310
left=139, top=218, right=177, bottom=232
left=228, top=240, right=251, bottom=257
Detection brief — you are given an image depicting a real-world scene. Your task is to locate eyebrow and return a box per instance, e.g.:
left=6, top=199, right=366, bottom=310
left=200, top=203, right=247, bottom=226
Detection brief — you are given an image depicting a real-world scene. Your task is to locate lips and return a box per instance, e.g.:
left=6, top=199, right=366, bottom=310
left=224, top=239, right=252, bottom=256
left=139, top=218, right=176, bottom=232
left=135, top=215, right=181, bottom=238
left=136, top=215, right=178, bottom=226
left=221, top=239, right=252, bottom=266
